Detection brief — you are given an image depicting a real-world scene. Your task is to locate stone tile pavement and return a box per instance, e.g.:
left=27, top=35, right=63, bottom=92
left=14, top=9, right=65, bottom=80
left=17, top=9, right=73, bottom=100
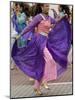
left=10, top=64, right=73, bottom=98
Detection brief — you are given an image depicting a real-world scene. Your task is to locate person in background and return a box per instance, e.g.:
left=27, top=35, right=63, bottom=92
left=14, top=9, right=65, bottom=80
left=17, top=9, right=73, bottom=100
left=11, top=2, right=18, bottom=70
left=58, top=5, right=73, bottom=67
left=12, top=2, right=31, bottom=48
left=11, top=2, right=30, bottom=69
left=50, top=8, right=58, bottom=19
left=57, top=5, right=71, bottom=20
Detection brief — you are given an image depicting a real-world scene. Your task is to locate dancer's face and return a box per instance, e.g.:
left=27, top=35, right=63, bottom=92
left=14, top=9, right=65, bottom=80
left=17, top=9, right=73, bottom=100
left=42, top=4, right=49, bottom=15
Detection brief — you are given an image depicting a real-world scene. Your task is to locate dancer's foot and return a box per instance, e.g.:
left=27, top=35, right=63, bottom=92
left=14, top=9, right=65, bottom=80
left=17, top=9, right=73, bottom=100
left=34, top=88, right=42, bottom=96
left=42, top=82, right=49, bottom=89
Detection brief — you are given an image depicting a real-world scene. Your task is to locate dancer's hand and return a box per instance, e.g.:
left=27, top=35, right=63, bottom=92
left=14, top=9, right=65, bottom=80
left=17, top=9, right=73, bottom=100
left=56, top=14, right=67, bottom=22
left=28, top=37, right=31, bottom=40
left=16, top=34, right=21, bottom=40
left=49, top=24, right=55, bottom=31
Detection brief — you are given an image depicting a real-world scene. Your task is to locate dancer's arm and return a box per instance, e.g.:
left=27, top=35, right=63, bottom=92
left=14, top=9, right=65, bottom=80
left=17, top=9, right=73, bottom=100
left=19, top=14, right=42, bottom=37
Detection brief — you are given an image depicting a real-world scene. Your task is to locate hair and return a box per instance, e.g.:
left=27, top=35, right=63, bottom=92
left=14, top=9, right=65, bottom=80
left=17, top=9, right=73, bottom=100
left=59, top=5, right=71, bottom=18
left=23, top=3, right=31, bottom=17
left=15, top=2, right=19, bottom=7
left=31, top=3, right=44, bottom=16
left=34, top=4, right=43, bottom=16
left=14, top=2, right=30, bottom=17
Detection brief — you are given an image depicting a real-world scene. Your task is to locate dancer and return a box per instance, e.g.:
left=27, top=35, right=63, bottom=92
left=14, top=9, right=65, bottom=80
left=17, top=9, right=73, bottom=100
left=12, top=2, right=32, bottom=48
left=12, top=4, right=71, bottom=95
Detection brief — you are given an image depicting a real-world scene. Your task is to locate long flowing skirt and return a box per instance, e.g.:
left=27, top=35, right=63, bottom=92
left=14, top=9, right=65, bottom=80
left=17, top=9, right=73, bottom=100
left=11, top=17, right=72, bottom=81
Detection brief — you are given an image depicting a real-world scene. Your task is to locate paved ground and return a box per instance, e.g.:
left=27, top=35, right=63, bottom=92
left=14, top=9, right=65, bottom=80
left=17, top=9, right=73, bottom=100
left=10, top=63, right=73, bottom=98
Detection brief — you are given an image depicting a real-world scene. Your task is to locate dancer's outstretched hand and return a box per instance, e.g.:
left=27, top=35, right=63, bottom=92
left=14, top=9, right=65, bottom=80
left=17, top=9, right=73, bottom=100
left=16, top=34, right=21, bottom=40
left=56, top=14, right=68, bottom=22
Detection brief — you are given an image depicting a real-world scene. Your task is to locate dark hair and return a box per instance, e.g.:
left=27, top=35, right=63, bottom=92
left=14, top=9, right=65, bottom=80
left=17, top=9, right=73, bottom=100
left=31, top=3, right=44, bottom=16
left=15, top=2, right=19, bottom=7
left=35, top=4, right=43, bottom=16
left=23, top=3, right=31, bottom=17
left=59, top=5, right=71, bottom=18
left=14, top=2, right=30, bottom=17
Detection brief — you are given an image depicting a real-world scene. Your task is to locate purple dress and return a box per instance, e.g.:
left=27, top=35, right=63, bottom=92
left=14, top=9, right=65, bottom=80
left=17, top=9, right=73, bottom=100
left=11, top=14, right=71, bottom=81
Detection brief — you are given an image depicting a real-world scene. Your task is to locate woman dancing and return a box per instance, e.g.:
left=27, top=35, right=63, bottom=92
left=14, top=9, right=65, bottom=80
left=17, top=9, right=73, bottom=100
left=11, top=4, right=72, bottom=95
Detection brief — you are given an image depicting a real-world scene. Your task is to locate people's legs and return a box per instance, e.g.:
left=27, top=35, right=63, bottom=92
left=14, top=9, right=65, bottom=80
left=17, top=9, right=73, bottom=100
left=11, top=38, right=17, bottom=70
left=68, top=45, right=72, bottom=66
left=34, top=80, right=41, bottom=89
left=34, top=80, right=42, bottom=95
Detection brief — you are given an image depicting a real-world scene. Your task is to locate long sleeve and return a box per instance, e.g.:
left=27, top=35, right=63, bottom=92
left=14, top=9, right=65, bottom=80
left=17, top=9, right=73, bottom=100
left=21, top=14, right=43, bottom=36
left=12, top=12, right=18, bottom=26
left=11, top=12, right=20, bottom=33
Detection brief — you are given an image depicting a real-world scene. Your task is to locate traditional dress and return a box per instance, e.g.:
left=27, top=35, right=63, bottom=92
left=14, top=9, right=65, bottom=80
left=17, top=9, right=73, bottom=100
left=11, top=14, right=71, bottom=84
left=12, top=12, right=28, bottom=48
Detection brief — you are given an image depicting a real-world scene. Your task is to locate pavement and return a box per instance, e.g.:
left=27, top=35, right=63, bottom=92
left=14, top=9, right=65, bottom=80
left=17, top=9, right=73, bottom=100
left=10, top=63, right=73, bottom=98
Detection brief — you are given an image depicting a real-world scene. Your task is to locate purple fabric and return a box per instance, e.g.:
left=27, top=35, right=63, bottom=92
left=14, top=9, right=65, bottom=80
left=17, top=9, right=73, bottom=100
left=11, top=15, right=71, bottom=81
left=21, top=14, right=56, bottom=36
left=21, top=14, right=43, bottom=36
left=47, top=16, right=71, bottom=75
left=12, top=34, right=46, bottom=81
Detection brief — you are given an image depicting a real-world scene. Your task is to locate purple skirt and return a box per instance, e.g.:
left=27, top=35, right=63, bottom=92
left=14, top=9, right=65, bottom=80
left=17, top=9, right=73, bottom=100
left=11, top=17, right=72, bottom=81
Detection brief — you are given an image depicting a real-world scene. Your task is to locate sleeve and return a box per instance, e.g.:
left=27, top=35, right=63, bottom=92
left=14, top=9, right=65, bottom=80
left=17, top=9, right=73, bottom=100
left=12, top=14, right=16, bottom=26
left=21, top=14, right=43, bottom=36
